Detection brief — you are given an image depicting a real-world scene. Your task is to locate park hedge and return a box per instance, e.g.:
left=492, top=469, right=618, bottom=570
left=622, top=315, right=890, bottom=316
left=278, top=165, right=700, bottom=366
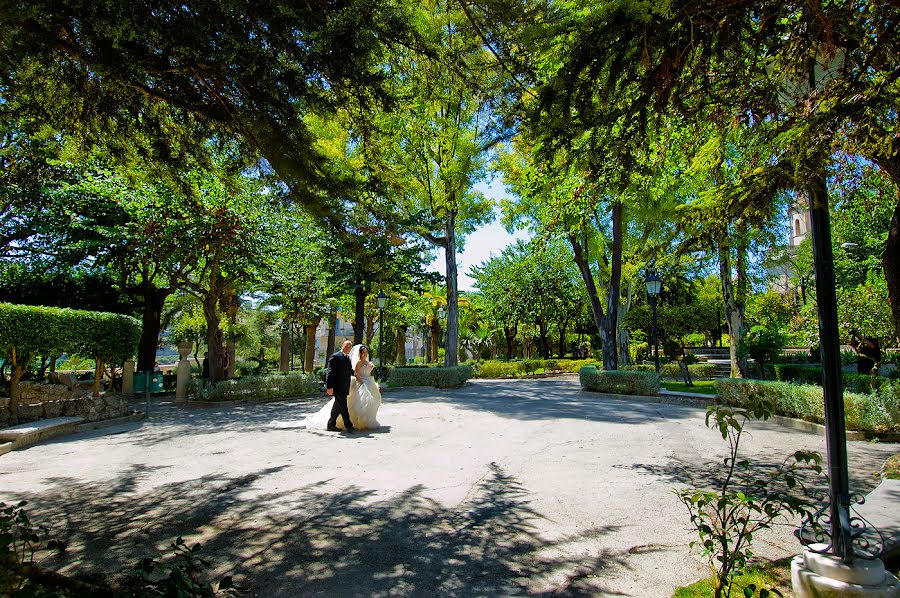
left=715, top=378, right=900, bottom=434
left=189, top=372, right=320, bottom=402
left=773, top=363, right=893, bottom=393
left=475, top=358, right=595, bottom=378
left=579, top=365, right=660, bottom=396
left=0, top=302, right=141, bottom=364
left=388, top=365, right=473, bottom=388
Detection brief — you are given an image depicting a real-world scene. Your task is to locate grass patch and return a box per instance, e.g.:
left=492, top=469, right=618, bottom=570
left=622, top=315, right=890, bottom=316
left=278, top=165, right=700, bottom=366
left=673, top=559, right=794, bottom=597
left=662, top=380, right=718, bottom=395
left=885, top=454, right=900, bottom=480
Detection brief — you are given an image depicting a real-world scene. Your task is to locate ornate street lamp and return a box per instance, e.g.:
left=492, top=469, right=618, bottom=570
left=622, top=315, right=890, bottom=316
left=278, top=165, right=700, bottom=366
left=645, top=268, right=662, bottom=375
left=437, top=306, right=446, bottom=362
left=377, top=291, right=387, bottom=381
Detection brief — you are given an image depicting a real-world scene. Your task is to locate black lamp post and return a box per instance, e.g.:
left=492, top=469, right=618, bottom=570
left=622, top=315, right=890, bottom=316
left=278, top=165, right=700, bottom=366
left=645, top=268, right=662, bottom=375
left=377, top=291, right=387, bottom=381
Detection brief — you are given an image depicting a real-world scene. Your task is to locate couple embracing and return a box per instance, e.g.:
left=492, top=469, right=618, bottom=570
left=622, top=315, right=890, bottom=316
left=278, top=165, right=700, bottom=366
left=303, top=340, right=382, bottom=432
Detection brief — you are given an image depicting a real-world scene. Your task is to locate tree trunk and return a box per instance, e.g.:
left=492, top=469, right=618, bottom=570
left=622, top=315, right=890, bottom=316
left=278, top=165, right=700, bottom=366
left=537, top=318, right=549, bottom=358
left=92, top=359, right=103, bottom=397
left=599, top=202, right=624, bottom=370
left=223, top=287, right=239, bottom=379
left=202, top=292, right=225, bottom=382
left=883, top=192, right=900, bottom=343
left=326, top=310, right=337, bottom=358
left=568, top=231, right=608, bottom=367
left=353, top=285, right=366, bottom=345
left=366, top=314, right=374, bottom=346
left=445, top=210, right=460, bottom=367
left=618, top=280, right=633, bottom=367
left=504, top=325, right=517, bottom=360
left=8, top=348, right=27, bottom=423
left=396, top=324, right=408, bottom=365
left=429, top=320, right=441, bottom=363
left=719, top=243, right=748, bottom=378
left=304, top=318, right=320, bottom=373
left=558, top=322, right=567, bottom=358
left=136, top=283, right=170, bottom=373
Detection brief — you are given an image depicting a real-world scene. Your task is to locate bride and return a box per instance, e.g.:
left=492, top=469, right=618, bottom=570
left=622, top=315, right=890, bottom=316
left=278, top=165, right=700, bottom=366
left=302, top=344, right=382, bottom=431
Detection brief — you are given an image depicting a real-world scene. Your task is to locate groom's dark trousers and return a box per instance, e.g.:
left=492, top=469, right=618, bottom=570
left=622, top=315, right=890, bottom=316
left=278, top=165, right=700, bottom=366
left=325, top=350, right=353, bottom=429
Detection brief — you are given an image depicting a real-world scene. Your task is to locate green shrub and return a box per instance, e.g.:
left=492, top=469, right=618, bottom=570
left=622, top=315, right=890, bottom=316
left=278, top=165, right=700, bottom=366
left=774, top=363, right=888, bottom=394
left=477, top=361, right=522, bottom=378
left=387, top=365, right=473, bottom=388
left=689, top=363, right=717, bottom=380
left=189, top=372, right=320, bottom=402
left=0, top=302, right=141, bottom=364
left=623, top=364, right=656, bottom=373
left=579, top=366, right=660, bottom=396
left=520, top=359, right=540, bottom=375
left=714, top=378, right=900, bottom=433
left=0, top=302, right=141, bottom=414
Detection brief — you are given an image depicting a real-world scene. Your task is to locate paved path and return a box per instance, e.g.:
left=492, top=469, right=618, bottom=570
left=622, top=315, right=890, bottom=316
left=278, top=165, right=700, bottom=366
left=0, top=378, right=896, bottom=597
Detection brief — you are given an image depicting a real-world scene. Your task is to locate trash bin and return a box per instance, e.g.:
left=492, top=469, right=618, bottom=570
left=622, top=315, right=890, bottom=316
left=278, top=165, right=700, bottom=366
left=133, top=372, right=164, bottom=393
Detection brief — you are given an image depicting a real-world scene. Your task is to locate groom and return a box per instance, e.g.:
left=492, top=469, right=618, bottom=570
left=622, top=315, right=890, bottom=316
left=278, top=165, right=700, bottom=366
left=325, top=340, right=355, bottom=433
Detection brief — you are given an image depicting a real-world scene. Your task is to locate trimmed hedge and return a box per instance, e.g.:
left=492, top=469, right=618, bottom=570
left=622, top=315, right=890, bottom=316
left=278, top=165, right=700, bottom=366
left=475, top=358, right=596, bottom=378
left=189, top=372, right=320, bottom=402
left=659, top=362, right=718, bottom=380
left=579, top=365, right=660, bottom=396
left=388, top=365, right=473, bottom=388
left=715, top=378, right=900, bottom=434
left=773, top=363, right=889, bottom=394
left=0, top=302, right=141, bottom=364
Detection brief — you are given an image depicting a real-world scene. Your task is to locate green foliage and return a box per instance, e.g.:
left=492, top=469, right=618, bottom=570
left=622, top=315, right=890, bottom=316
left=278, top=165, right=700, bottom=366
left=738, top=326, right=787, bottom=377
left=136, top=537, right=234, bottom=597
left=715, top=378, right=900, bottom=434
left=0, top=500, right=66, bottom=597
left=676, top=399, right=822, bottom=598
left=660, top=362, right=717, bottom=381
left=474, top=358, right=595, bottom=378
left=579, top=366, right=660, bottom=396
left=0, top=302, right=141, bottom=364
left=387, top=366, right=473, bottom=389
left=189, top=372, right=319, bottom=402
left=773, top=364, right=891, bottom=394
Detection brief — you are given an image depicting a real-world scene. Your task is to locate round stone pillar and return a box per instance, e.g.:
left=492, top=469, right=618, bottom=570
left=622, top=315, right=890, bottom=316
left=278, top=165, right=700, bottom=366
left=792, top=545, right=900, bottom=597
left=175, top=342, right=192, bottom=401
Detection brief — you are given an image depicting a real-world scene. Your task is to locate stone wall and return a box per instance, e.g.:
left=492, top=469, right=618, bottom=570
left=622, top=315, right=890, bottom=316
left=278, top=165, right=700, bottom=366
left=0, top=382, right=130, bottom=428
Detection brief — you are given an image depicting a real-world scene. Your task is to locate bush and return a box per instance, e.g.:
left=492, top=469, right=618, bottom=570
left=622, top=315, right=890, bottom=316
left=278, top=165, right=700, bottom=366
left=387, top=365, right=473, bottom=388
left=476, top=361, right=522, bottom=378
left=714, top=378, right=900, bottom=434
left=189, top=372, right=320, bottom=402
left=579, top=366, right=660, bottom=396
left=774, top=364, right=888, bottom=394
left=0, top=302, right=141, bottom=365
left=689, top=363, right=717, bottom=380
left=623, top=364, right=656, bottom=373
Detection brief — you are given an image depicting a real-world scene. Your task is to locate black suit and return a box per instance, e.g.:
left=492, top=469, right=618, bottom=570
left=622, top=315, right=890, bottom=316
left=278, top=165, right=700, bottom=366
left=325, top=350, right=353, bottom=430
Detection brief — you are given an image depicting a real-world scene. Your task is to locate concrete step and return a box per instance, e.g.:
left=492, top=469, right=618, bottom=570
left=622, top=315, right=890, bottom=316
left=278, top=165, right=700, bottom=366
left=0, top=416, right=85, bottom=451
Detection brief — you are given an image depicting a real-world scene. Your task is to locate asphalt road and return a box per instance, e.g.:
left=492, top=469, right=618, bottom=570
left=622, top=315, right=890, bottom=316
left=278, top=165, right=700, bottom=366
left=1, top=377, right=895, bottom=597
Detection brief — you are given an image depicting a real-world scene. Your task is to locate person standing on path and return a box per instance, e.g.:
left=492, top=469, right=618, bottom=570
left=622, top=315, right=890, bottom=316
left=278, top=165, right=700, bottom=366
left=325, top=340, right=355, bottom=433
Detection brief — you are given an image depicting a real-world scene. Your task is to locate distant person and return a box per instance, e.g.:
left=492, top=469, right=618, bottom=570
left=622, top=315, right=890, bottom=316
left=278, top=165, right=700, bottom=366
left=153, top=361, right=162, bottom=373
left=202, top=352, right=210, bottom=379
left=850, top=331, right=881, bottom=375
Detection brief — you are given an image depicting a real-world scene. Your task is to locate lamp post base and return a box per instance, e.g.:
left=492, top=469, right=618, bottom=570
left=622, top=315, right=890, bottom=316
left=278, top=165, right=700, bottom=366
left=792, top=546, right=899, bottom=597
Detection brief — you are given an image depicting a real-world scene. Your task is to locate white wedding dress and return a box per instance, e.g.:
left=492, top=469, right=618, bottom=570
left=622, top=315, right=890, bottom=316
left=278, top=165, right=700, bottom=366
left=302, top=355, right=382, bottom=431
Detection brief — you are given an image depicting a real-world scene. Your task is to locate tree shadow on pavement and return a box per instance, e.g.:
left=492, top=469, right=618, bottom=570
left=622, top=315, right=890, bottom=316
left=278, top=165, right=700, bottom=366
left=11, top=462, right=637, bottom=597
left=389, top=378, right=705, bottom=425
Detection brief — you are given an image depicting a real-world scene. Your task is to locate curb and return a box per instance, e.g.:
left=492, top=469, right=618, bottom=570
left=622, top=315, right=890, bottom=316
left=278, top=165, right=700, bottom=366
left=172, top=394, right=323, bottom=408
left=0, top=413, right=147, bottom=456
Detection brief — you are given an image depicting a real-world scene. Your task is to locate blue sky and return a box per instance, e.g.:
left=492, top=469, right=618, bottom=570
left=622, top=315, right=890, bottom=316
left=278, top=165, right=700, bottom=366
left=426, top=180, right=530, bottom=291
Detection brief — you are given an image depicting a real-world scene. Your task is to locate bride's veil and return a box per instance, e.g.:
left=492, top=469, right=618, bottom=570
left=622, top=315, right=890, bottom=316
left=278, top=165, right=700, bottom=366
left=349, top=344, right=363, bottom=369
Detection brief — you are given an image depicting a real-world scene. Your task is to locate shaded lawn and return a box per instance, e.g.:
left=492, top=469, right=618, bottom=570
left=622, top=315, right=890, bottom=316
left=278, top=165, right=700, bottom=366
left=662, top=380, right=718, bottom=395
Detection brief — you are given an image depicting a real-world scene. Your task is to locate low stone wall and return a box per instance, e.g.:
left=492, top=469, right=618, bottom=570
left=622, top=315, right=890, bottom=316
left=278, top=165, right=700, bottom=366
left=1, top=382, right=130, bottom=427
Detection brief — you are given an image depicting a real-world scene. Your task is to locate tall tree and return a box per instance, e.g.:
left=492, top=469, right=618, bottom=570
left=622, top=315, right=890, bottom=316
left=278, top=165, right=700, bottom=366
left=364, top=0, right=501, bottom=367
